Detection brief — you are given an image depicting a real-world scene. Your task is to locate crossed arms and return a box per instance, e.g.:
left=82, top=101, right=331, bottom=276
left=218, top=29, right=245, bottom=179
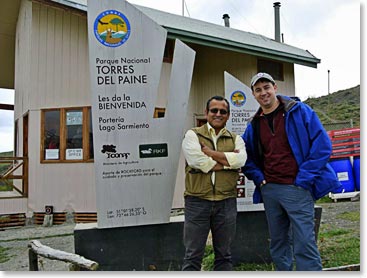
left=182, top=130, right=246, bottom=173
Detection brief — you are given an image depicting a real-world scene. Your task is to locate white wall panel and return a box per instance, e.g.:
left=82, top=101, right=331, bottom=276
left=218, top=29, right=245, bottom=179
left=26, top=110, right=96, bottom=213
left=0, top=198, right=27, bottom=214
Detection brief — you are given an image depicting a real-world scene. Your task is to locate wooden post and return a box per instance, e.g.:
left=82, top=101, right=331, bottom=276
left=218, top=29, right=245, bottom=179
left=28, top=240, right=98, bottom=271
left=28, top=249, right=39, bottom=271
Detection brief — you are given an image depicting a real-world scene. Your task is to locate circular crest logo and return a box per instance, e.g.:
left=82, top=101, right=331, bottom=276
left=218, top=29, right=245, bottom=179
left=94, top=10, right=131, bottom=47
left=230, top=91, right=246, bottom=107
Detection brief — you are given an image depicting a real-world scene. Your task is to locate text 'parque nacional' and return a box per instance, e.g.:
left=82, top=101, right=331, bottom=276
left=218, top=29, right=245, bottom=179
left=95, top=57, right=150, bottom=85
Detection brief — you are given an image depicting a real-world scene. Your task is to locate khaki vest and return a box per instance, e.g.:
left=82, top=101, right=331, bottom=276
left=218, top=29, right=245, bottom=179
left=185, top=125, right=239, bottom=201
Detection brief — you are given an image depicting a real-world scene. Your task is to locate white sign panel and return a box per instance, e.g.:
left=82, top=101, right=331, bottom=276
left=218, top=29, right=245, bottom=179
left=224, top=72, right=263, bottom=211
left=87, top=0, right=195, bottom=228
left=66, top=112, right=83, bottom=126
left=45, top=149, right=59, bottom=160
left=66, top=149, right=83, bottom=160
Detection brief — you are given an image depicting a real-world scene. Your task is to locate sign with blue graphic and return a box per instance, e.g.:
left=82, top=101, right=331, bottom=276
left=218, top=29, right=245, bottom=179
left=230, top=90, right=246, bottom=107
left=87, top=0, right=195, bottom=228
left=225, top=72, right=259, bottom=135
left=93, top=10, right=131, bottom=47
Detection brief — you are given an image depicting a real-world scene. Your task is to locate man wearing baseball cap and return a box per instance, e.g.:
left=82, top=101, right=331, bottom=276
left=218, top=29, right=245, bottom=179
left=242, top=72, right=342, bottom=270
left=250, top=72, right=275, bottom=89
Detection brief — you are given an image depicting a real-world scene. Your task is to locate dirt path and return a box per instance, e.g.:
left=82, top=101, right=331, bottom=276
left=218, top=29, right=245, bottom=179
left=0, top=200, right=360, bottom=271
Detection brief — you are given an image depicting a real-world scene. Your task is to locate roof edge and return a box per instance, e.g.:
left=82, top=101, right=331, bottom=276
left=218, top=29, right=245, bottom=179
left=167, top=28, right=320, bottom=68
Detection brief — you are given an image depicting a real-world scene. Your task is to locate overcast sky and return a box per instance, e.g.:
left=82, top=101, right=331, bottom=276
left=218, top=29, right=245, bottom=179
left=0, top=0, right=362, bottom=152
left=0, top=89, right=14, bottom=152
left=127, top=0, right=360, bottom=99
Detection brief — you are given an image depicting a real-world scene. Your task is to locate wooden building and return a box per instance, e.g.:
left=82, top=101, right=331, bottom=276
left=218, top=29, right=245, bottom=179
left=0, top=0, right=320, bottom=225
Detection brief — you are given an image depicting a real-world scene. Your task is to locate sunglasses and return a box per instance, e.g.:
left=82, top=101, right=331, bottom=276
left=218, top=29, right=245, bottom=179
left=209, top=108, right=228, bottom=115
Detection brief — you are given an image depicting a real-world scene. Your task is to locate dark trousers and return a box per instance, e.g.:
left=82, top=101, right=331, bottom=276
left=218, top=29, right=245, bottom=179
left=182, top=196, right=237, bottom=271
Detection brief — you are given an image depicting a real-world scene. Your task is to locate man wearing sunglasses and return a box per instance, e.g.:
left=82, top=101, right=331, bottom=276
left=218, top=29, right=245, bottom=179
left=181, top=96, right=246, bottom=271
left=242, top=72, right=341, bottom=271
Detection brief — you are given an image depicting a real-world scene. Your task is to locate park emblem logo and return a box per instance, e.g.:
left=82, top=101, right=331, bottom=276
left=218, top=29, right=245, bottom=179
left=94, top=10, right=131, bottom=47
left=230, top=90, right=246, bottom=107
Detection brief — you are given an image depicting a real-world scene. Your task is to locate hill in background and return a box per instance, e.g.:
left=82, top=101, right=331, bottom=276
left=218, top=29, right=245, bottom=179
left=0, top=151, right=13, bottom=173
left=303, top=85, right=360, bottom=129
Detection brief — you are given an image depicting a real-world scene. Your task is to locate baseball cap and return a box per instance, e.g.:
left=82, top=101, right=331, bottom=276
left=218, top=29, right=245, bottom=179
left=250, top=72, right=275, bottom=87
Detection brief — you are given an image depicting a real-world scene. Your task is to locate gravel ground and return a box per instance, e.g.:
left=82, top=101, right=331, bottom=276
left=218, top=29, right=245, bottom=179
left=318, top=199, right=361, bottom=230
left=0, top=223, right=75, bottom=271
left=0, top=199, right=360, bottom=271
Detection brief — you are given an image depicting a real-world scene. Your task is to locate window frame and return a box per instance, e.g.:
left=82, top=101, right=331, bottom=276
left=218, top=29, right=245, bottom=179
left=14, top=119, right=18, bottom=156
left=40, top=106, right=93, bottom=163
left=194, top=114, right=207, bottom=127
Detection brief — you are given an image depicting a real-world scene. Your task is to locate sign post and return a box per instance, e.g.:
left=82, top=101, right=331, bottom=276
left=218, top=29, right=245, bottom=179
left=87, top=0, right=195, bottom=228
left=224, top=71, right=263, bottom=211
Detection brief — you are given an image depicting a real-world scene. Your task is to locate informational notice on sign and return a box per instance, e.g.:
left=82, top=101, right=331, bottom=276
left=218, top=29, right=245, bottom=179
left=87, top=0, right=195, bottom=228
left=66, top=149, right=83, bottom=160
left=66, top=112, right=82, bottom=126
left=45, top=149, right=59, bottom=160
left=224, top=72, right=263, bottom=211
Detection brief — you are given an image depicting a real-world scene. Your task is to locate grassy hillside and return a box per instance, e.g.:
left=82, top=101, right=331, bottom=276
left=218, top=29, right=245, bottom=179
left=0, top=151, right=13, bottom=158
left=304, top=85, right=360, bottom=128
left=0, top=151, right=14, bottom=173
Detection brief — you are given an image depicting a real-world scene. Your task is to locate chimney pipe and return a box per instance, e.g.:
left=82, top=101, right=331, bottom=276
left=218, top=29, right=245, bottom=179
left=222, top=14, right=230, bottom=27
left=273, top=2, right=281, bottom=42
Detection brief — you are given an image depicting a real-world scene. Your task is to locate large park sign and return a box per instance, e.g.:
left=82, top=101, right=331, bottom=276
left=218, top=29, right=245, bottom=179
left=87, top=0, right=195, bottom=228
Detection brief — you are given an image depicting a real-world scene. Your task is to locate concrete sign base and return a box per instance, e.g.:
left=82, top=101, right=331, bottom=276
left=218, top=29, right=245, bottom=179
left=74, top=207, right=322, bottom=270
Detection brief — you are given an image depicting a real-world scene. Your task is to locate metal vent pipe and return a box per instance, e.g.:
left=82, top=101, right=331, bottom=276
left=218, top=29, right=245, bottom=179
left=222, top=14, right=230, bottom=27
left=273, top=2, right=281, bottom=42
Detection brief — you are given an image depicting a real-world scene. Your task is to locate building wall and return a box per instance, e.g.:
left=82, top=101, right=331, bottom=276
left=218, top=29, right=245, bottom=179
left=7, top=0, right=296, bottom=214
left=0, top=0, right=32, bottom=215
left=30, top=2, right=90, bottom=110
left=11, top=0, right=96, bottom=214
left=25, top=110, right=97, bottom=213
left=187, top=44, right=295, bottom=121
left=14, top=0, right=31, bottom=119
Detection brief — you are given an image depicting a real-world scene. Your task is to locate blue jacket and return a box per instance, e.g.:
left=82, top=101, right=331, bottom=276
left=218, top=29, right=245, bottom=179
left=242, top=95, right=342, bottom=203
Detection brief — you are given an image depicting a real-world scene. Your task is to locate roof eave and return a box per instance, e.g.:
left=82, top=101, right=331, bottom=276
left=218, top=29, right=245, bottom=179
left=166, top=28, right=320, bottom=68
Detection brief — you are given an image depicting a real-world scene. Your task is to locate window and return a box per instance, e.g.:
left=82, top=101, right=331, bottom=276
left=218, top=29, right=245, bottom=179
left=196, top=117, right=207, bottom=127
left=66, top=109, right=83, bottom=160
left=257, top=59, right=284, bottom=81
left=163, top=39, right=175, bottom=63
left=153, top=107, right=165, bottom=118
left=89, top=109, right=94, bottom=159
left=41, top=107, right=93, bottom=163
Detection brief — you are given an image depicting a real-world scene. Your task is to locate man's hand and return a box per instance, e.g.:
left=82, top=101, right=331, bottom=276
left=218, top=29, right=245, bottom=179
left=200, top=142, right=214, bottom=157
left=211, top=163, right=224, bottom=171
left=200, top=142, right=232, bottom=167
